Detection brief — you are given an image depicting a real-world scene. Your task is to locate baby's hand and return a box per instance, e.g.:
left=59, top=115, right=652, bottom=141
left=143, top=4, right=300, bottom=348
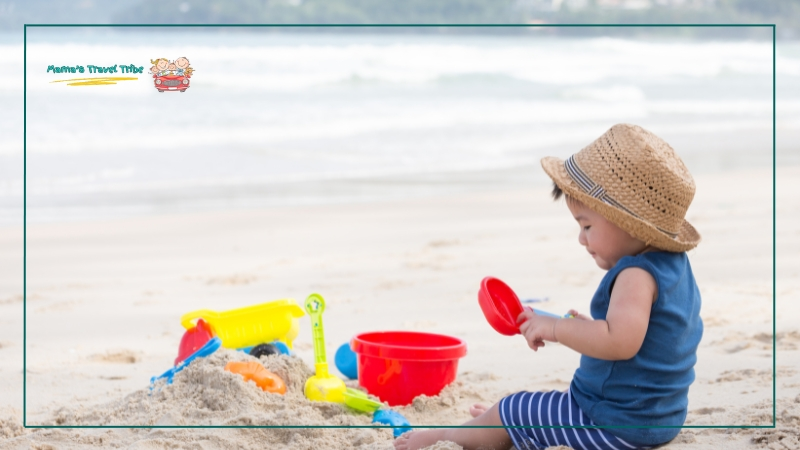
left=517, top=308, right=558, bottom=352
left=567, top=309, right=592, bottom=321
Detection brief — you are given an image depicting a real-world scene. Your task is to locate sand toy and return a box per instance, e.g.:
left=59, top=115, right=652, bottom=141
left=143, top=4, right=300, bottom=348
left=479, top=277, right=571, bottom=335
left=152, top=337, right=222, bottom=386
left=249, top=343, right=280, bottom=358
left=351, top=331, right=467, bottom=406
left=180, top=299, right=305, bottom=350
left=303, top=293, right=347, bottom=403
left=335, top=342, right=358, bottom=379
left=175, top=318, right=214, bottom=366
left=372, top=410, right=413, bottom=438
left=225, top=361, right=286, bottom=395
left=344, top=388, right=382, bottom=413
left=238, top=341, right=291, bottom=357
left=344, top=387, right=410, bottom=435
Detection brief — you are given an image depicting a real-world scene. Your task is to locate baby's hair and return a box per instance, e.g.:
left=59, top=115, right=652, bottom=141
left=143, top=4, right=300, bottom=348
left=551, top=182, right=564, bottom=201
left=551, top=182, right=582, bottom=207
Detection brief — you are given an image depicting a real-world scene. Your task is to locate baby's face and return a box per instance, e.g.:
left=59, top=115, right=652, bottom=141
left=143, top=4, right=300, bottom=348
left=168, top=63, right=177, bottom=70
left=566, top=200, right=648, bottom=270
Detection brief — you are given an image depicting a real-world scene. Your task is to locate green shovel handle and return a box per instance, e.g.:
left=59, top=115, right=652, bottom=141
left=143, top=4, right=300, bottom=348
left=305, top=293, right=327, bottom=366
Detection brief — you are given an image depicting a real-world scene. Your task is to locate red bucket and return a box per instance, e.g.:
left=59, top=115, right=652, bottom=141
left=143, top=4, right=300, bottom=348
left=351, top=331, right=467, bottom=406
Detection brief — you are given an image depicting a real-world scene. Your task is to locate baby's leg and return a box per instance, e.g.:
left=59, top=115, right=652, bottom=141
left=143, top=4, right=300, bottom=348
left=394, top=402, right=512, bottom=450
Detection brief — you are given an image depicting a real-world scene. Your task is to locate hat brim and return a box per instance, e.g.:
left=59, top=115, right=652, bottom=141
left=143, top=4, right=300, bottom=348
left=541, top=156, right=700, bottom=253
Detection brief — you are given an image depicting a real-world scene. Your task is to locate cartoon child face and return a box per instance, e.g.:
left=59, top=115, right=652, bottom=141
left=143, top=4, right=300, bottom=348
left=175, top=57, right=190, bottom=69
left=156, top=59, right=169, bottom=71
left=167, top=62, right=177, bottom=71
left=149, top=66, right=158, bottom=75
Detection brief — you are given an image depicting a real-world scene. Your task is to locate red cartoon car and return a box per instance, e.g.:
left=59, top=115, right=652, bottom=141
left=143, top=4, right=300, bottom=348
left=153, top=74, right=190, bottom=92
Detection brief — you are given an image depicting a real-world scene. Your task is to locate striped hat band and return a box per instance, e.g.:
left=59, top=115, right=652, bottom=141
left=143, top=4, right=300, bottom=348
left=564, top=155, right=679, bottom=239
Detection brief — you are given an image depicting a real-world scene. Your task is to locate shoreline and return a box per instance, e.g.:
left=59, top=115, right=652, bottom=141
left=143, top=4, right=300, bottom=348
left=3, top=143, right=795, bottom=228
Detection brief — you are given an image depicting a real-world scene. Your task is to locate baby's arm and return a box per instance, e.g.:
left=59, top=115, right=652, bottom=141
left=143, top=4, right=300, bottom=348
left=518, top=267, right=656, bottom=360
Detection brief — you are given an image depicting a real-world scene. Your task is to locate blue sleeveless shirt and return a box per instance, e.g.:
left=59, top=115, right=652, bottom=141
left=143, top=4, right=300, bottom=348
left=570, top=251, right=703, bottom=446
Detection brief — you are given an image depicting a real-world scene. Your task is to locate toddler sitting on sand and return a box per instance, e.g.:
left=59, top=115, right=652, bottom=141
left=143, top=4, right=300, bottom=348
left=395, top=124, right=703, bottom=450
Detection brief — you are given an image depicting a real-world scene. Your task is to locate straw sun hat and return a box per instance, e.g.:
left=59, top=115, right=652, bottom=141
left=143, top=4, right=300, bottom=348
left=541, top=124, right=700, bottom=252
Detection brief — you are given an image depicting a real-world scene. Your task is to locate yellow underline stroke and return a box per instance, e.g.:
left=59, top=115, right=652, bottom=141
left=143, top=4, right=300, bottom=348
left=50, top=77, right=138, bottom=86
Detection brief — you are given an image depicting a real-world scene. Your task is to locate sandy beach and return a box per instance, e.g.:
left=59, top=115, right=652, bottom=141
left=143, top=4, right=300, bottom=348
left=0, top=163, right=796, bottom=449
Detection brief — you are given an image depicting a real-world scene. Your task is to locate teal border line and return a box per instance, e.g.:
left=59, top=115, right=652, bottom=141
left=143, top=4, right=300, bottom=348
left=771, top=23, right=777, bottom=431
left=23, top=23, right=777, bottom=431
left=22, top=23, right=27, bottom=429
left=22, top=23, right=773, bottom=26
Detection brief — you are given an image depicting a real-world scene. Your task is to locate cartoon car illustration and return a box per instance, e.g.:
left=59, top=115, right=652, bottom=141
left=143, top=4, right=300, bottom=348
left=153, top=74, right=190, bottom=92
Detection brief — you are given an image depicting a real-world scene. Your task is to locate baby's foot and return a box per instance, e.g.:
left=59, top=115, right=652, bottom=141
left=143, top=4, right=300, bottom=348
left=394, top=429, right=448, bottom=450
left=469, top=403, right=489, bottom=418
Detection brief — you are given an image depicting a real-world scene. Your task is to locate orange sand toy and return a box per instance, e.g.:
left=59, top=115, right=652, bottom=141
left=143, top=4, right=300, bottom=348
left=224, top=361, right=286, bottom=395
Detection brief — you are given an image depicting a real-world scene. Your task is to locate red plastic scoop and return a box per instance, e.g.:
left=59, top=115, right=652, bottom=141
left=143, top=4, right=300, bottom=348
left=175, top=318, right=214, bottom=366
left=478, top=277, right=525, bottom=335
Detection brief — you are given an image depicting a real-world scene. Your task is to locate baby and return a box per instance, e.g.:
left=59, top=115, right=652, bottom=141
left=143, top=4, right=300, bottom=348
left=395, top=124, right=703, bottom=450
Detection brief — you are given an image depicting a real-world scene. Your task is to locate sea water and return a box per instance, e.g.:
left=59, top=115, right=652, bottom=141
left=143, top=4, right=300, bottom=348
left=0, top=30, right=795, bottom=225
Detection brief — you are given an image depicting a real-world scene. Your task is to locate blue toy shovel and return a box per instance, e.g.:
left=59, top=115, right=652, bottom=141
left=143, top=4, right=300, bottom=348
left=151, top=337, right=222, bottom=387
left=373, top=410, right=413, bottom=438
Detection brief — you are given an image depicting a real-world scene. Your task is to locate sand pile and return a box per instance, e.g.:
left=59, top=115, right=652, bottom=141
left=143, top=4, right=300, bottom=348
left=1, top=349, right=508, bottom=449
left=0, top=348, right=511, bottom=449
left=6, top=349, right=405, bottom=449
left=50, top=348, right=366, bottom=427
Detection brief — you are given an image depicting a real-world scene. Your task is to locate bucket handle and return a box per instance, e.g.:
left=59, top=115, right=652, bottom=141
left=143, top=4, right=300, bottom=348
left=180, top=309, right=218, bottom=330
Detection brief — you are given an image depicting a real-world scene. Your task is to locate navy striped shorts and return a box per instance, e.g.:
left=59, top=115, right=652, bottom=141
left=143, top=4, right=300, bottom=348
left=499, top=390, right=648, bottom=450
